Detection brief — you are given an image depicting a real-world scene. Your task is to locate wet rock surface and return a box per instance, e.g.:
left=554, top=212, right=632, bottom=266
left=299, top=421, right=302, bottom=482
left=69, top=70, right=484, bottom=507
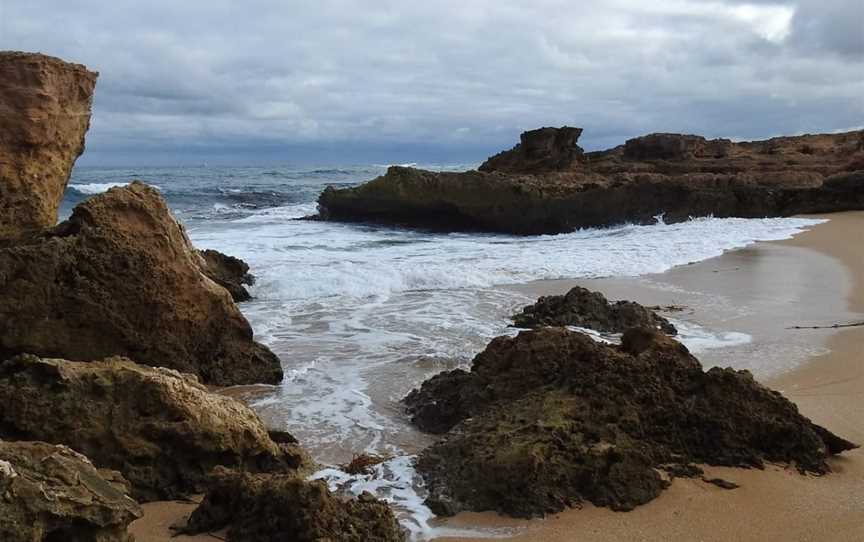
left=405, top=327, right=857, bottom=518
left=513, top=286, right=677, bottom=334
left=0, top=440, right=141, bottom=542
left=182, top=467, right=405, bottom=542
left=199, top=248, right=255, bottom=302
left=318, top=128, right=864, bottom=234
left=0, top=182, right=282, bottom=386
left=0, top=354, right=308, bottom=502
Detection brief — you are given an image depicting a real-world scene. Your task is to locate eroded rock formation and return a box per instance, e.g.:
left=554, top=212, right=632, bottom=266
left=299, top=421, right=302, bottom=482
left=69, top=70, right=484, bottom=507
left=513, top=286, right=677, bottom=334
left=0, top=354, right=308, bottom=501
left=405, top=327, right=857, bottom=518
left=0, top=52, right=98, bottom=239
left=199, top=248, right=255, bottom=302
left=0, top=440, right=141, bottom=542
left=0, top=182, right=282, bottom=386
left=318, top=128, right=864, bottom=234
left=182, top=467, right=405, bottom=542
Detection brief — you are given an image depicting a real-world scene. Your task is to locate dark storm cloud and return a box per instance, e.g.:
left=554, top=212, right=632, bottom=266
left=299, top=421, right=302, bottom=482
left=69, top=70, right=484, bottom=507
left=1, top=0, right=861, bottom=164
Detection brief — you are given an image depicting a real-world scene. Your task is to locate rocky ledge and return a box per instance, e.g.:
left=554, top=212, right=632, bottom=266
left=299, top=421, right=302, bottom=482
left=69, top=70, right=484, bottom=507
left=404, top=327, right=857, bottom=518
left=0, top=52, right=98, bottom=239
left=0, top=182, right=281, bottom=386
left=513, top=286, right=677, bottom=334
left=318, top=127, right=864, bottom=234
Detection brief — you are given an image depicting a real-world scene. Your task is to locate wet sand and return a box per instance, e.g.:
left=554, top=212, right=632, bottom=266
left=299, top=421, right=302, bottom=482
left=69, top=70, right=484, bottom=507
left=438, top=212, right=864, bottom=542
left=130, top=212, right=863, bottom=541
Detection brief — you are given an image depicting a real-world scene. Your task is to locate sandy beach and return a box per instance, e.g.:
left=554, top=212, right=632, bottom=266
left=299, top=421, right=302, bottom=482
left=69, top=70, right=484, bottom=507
left=129, top=212, right=863, bottom=541
left=437, top=211, right=864, bottom=542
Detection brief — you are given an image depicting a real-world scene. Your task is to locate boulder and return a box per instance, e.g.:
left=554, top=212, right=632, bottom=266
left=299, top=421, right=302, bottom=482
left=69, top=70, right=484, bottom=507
left=182, top=467, right=405, bottom=542
left=0, top=52, right=98, bottom=239
left=0, top=181, right=282, bottom=386
left=317, top=128, right=864, bottom=234
left=0, top=440, right=141, bottom=542
left=199, top=248, right=255, bottom=302
left=0, top=354, right=308, bottom=502
left=513, top=286, right=677, bottom=334
left=480, top=126, right=585, bottom=173
left=405, top=327, right=857, bottom=518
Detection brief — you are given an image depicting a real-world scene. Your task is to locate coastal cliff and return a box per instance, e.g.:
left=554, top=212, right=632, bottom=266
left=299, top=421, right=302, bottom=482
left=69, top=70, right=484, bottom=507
left=0, top=52, right=97, bottom=239
left=318, top=127, right=864, bottom=234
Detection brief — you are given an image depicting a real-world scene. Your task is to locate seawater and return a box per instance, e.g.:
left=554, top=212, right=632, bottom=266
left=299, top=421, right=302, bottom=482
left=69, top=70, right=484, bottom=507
left=64, top=165, right=825, bottom=539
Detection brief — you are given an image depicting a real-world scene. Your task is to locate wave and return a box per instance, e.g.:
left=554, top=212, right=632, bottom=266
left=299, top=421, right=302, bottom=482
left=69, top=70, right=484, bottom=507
left=69, top=182, right=162, bottom=195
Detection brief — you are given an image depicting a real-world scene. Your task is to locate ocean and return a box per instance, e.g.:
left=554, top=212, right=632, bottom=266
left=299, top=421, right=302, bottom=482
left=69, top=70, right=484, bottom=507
left=63, top=165, right=825, bottom=539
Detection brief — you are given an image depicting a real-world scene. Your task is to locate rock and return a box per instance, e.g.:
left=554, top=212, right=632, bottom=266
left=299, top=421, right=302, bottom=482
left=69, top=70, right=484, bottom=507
left=317, top=128, right=864, bottom=234
left=512, top=286, right=677, bottom=334
left=0, top=354, right=309, bottom=502
left=405, top=327, right=857, bottom=518
left=0, top=52, right=98, bottom=239
left=199, top=249, right=255, bottom=302
left=0, top=440, right=141, bottom=542
left=182, top=467, right=405, bottom=542
left=0, top=181, right=282, bottom=386
left=479, top=126, right=585, bottom=173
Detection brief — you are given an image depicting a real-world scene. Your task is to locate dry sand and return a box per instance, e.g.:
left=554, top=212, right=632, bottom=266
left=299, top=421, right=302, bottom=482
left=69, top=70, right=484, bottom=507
left=130, top=212, right=863, bottom=541
left=437, top=212, right=864, bottom=542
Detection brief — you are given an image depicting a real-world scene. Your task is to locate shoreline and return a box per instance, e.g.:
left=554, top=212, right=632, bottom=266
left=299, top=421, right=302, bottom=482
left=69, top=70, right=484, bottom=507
left=437, top=211, right=864, bottom=542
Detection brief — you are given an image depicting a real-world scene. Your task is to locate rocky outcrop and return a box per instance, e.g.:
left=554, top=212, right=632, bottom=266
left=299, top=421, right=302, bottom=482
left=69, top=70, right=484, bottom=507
left=0, top=354, right=308, bottom=501
left=0, top=182, right=282, bottom=386
left=182, top=467, right=405, bottom=542
left=0, top=52, right=98, bottom=239
left=513, top=286, right=677, bottom=335
left=318, top=128, right=864, bottom=234
left=0, top=440, right=141, bottom=542
left=199, top=248, right=255, bottom=302
left=479, top=126, right=584, bottom=173
left=405, top=327, right=857, bottom=518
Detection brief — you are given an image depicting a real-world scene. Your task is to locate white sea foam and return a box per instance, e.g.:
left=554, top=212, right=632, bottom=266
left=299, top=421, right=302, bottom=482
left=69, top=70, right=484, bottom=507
left=70, top=182, right=162, bottom=194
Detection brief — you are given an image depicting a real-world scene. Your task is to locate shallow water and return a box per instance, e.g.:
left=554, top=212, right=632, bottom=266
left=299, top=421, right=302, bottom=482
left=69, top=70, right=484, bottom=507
left=64, top=165, right=826, bottom=539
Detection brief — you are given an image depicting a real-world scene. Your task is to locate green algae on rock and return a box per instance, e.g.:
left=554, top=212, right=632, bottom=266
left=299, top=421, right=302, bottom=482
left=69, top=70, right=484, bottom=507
left=182, top=467, right=405, bottom=542
left=405, top=327, right=858, bottom=518
left=0, top=440, right=141, bottom=542
left=0, top=354, right=309, bottom=502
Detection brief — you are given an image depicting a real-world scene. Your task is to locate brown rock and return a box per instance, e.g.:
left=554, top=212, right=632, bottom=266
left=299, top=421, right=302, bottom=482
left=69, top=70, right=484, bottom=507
left=0, top=354, right=308, bottom=501
left=0, top=51, right=98, bottom=239
left=512, top=286, right=677, bottom=335
left=0, top=181, right=282, bottom=386
left=405, top=328, right=857, bottom=518
left=318, top=128, right=864, bottom=234
left=480, top=126, right=585, bottom=173
left=199, top=248, right=254, bottom=302
left=0, top=440, right=141, bottom=542
left=182, top=467, right=405, bottom=542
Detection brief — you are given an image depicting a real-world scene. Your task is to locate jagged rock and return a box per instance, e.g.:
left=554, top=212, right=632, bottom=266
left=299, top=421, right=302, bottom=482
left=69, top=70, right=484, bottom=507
left=480, top=126, right=585, bottom=173
left=317, top=128, right=864, bottom=234
left=199, top=249, right=255, bottom=302
left=0, top=354, right=308, bottom=502
left=513, top=286, right=677, bottom=335
left=0, top=181, right=282, bottom=386
left=182, top=467, right=405, bottom=542
left=0, top=52, right=98, bottom=239
left=0, top=440, right=141, bottom=542
left=405, top=327, right=857, bottom=518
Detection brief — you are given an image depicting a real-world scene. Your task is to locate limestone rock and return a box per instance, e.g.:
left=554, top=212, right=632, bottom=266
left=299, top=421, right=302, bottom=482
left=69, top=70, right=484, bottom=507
left=318, top=128, right=864, bottom=234
left=0, top=440, right=141, bottom=542
left=183, top=467, right=405, bottom=542
left=0, top=354, right=308, bottom=502
left=405, top=327, right=857, bottom=518
left=199, top=248, right=254, bottom=302
left=0, top=51, right=97, bottom=239
left=0, top=181, right=282, bottom=386
left=512, top=286, right=677, bottom=334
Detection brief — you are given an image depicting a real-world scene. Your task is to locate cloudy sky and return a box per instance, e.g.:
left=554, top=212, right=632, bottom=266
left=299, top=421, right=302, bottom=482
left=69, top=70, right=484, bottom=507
left=2, top=0, right=862, bottom=165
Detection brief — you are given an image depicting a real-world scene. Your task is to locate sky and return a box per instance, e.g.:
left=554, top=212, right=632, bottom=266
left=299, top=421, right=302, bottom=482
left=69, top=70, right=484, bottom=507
left=1, top=0, right=862, bottom=166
